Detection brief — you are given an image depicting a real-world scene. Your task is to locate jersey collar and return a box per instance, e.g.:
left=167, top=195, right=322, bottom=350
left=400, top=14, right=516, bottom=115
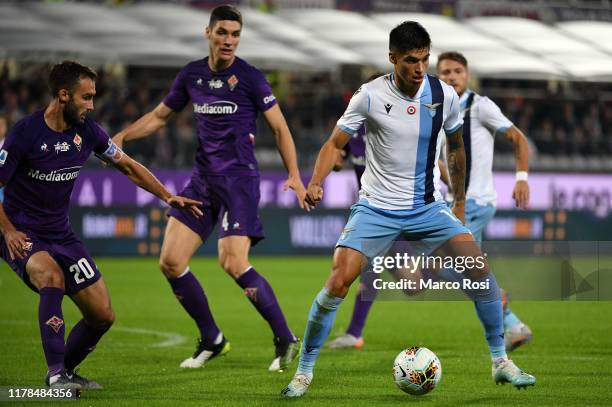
left=388, top=72, right=429, bottom=101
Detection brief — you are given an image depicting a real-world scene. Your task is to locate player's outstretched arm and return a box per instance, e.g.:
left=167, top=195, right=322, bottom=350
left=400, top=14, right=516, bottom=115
left=305, top=127, right=351, bottom=208
left=99, top=150, right=203, bottom=218
left=0, top=196, right=30, bottom=260
left=112, top=102, right=175, bottom=149
left=262, top=105, right=308, bottom=209
left=502, top=125, right=530, bottom=209
left=445, top=128, right=467, bottom=223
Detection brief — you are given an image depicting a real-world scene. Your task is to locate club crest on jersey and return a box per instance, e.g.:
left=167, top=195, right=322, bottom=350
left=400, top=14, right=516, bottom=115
left=73, top=134, right=82, bottom=151
left=0, top=149, right=7, bottom=166
left=45, top=315, right=64, bottom=333
left=423, top=102, right=441, bottom=118
left=228, top=75, right=239, bottom=91
left=407, top=105, right=417, bottom=115
left=208, top=78, right=224, bottom=89
left=54, top=142, right=70, bottom=154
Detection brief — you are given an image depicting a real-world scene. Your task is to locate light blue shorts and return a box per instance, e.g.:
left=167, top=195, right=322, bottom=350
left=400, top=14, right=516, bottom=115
left=337, top=199, right=471, bottom=259
left=465, top=199, right=496, bottom=242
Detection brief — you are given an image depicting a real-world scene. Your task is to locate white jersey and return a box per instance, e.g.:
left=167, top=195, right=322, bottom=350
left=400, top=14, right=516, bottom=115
left=336, top=74, right=462, bottom=210
left=440, top=90, right=513, bottom=206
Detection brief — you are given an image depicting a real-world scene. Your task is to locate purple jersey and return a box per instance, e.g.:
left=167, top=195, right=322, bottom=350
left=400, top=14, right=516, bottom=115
left=164, top=57, right=277, bottom=176
left=0, top=111, right=112, bottom=232
left=344, top=125, right=366, bottom=167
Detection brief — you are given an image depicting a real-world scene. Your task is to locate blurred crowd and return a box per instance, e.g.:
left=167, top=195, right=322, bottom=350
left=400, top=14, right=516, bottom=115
left=1, top=63, right=611, bottom=169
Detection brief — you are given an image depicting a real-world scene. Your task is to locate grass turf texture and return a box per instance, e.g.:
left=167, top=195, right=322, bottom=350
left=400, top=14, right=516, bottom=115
left=1, top=256, right=611, bottom=406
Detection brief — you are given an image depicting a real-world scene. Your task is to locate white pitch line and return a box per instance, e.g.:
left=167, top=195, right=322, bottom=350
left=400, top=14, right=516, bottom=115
left=0, top=320, right=187, bottom=348
left=112, top=326, right=187, bottom=348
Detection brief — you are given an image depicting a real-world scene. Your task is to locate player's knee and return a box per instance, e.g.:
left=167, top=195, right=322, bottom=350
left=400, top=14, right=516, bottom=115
left=326, top=268, right=352, bottom=298
left=218, top=253, right=245, bottom=278
left=159, top=256, right=185, bottom=278
left=29, top=267, right=65, bottom=290
left=88, top=307, right=115, bottom=330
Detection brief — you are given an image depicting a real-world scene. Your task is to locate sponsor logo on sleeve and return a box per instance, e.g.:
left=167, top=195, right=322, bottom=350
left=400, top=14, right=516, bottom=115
left=0, top=149, right=7, bottom=166
left=263, top=94, right=276, bottom=104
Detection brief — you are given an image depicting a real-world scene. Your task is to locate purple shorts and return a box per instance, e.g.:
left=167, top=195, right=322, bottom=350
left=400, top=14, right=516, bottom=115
left=168, top=174, right=265, bottom=245
left=0, top=227, right=101, bottom=295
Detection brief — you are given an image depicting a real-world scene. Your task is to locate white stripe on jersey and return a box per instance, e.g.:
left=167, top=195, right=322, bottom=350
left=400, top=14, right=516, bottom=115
left=336, top=74, right=462, bottom=210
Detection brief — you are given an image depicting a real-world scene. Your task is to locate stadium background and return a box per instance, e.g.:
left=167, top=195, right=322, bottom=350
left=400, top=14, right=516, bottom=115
left=1, top=0, right=611, bottom=405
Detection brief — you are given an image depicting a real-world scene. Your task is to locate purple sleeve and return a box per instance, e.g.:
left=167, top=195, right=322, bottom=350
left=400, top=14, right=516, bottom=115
left=163, top=68, right=190, bottom=112
left=91, top=121, right=112, bottom=155
left=0, top=120, right=27, bottom=186
left=251, top=69, right=278, bottom=112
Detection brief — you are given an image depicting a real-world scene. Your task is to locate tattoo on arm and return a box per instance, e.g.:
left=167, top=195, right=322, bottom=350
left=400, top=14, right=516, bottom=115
left=446, top=129, right=466, bottom=202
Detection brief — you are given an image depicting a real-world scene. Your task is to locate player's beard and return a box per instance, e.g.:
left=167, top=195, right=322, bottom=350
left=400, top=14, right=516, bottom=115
left=63, top=97, right=83, bottom=126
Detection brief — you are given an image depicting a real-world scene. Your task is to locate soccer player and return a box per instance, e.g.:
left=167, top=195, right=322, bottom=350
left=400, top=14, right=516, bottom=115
left=0, top=61, right=202, bottom=389
left=281, top=22, right=535, bottom=397
left=437, top=51, right=532, bottom=351
left=328, top=52, right=533, bottom=352
left=112, top=5, right=305, bottom=371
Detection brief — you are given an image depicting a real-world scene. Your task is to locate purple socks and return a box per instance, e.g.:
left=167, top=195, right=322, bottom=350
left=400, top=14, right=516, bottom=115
left=39, top=287, right=65, bottom=376
left=64, top=319, right=110, bottom=371
left=236, top=267, right=294, bottom=340
left=168, top=269, right=221, bottom=343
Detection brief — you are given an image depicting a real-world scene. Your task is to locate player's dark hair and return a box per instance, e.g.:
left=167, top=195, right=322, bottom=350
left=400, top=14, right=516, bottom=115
left=209, top=4, right=242, bottom=28
left=48, top=61, right=97, bottom=97
left=389, top=21, right=431, bottom=53
left=437, top=51, right=468, bottom=69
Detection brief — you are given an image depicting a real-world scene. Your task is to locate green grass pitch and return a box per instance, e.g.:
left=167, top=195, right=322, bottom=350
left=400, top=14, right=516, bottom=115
left=1, top=256, right=611, bottom=406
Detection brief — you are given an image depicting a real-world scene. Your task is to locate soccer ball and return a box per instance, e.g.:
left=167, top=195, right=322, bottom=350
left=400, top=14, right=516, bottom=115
left=392, top=347, right=441, bottom=395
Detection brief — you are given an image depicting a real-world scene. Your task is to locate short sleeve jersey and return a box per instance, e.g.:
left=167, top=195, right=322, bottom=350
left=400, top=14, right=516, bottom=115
left=163, top=57, right=278, bottom=176
left=440, top=90, right=513, bottom=206
left=336, top=74, right=462, bottom=210
left=0, top=111, right=113, bottom=232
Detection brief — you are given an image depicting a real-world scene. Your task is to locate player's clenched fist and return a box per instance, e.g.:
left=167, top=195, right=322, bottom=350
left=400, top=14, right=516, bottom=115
left=304, top=183, right=323, bottom=208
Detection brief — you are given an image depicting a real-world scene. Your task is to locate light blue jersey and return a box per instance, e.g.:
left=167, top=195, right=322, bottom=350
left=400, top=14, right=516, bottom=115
left=335, top=74, right=469, bottom=257
left=337, top=74, right=462, bottom=210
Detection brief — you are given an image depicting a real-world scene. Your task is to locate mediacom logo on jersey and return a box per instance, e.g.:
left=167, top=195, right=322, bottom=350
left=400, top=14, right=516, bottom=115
left=28, top=167, right=81, bottom=182
left=193, top=101, right=238, bottom=114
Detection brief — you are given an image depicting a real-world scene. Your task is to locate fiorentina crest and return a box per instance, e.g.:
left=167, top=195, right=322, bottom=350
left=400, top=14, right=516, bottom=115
left=45, top=315, right=64, bottom=333
left=73, top=134, right=82, bottom=151
left=244, top=287, right=258, bottom=302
